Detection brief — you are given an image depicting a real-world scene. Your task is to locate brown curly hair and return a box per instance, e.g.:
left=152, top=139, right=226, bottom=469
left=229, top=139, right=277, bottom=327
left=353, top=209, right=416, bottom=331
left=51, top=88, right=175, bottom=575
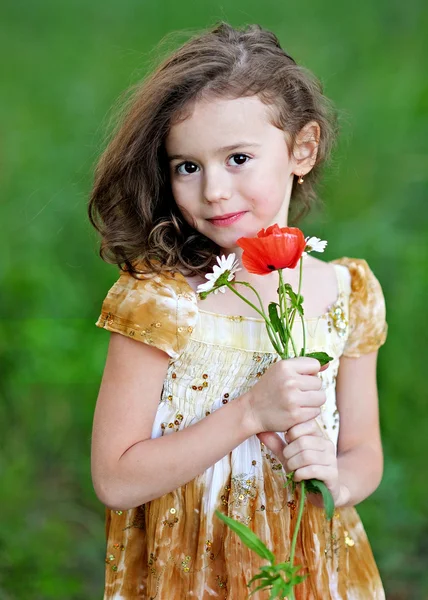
left=88, top=22, right=338, bottom=277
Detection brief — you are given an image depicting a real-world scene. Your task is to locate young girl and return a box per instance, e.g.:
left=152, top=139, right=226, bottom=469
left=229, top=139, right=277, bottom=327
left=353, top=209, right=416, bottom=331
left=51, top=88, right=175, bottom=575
left=89, top=23, right=387, bottom=599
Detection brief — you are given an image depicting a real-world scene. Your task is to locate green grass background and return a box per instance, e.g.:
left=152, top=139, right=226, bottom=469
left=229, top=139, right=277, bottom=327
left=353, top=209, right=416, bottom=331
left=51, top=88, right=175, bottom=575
left=1, top=1, right=427, bottom=598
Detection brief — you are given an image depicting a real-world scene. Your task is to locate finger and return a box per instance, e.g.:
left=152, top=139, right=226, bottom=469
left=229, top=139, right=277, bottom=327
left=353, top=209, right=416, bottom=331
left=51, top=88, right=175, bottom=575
left=286, top=419, right=323, bottom=443
left=257, top=431, right=286, bottom=458
left=287, top=357, right=321, bottom=375
left=290, top=407, right=321, bottom=426
left=297, top=374, right=323, bottom=392
left=300, top=390, right=326, bottom=408
left=319, top=362, right=330, bottom=372
left=286, top=449, right=332, bottom=472
left=282, top=434, right=327, bottom=460
left=293, top=465, right=337, bottom=485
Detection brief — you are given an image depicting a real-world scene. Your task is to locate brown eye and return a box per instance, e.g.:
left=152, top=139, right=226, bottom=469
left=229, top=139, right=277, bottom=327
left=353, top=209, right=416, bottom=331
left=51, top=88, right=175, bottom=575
left=176, top=161, right=199, bottom=175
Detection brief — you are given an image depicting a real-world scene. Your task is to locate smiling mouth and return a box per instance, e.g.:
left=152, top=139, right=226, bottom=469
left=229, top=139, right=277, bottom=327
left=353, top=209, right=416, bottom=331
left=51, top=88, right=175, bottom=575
left=207, top=212, right=247, bottom=226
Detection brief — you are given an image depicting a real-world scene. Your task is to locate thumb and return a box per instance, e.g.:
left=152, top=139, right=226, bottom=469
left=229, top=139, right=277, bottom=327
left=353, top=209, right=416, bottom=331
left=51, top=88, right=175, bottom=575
left=257, top=431, right=286, bottom=459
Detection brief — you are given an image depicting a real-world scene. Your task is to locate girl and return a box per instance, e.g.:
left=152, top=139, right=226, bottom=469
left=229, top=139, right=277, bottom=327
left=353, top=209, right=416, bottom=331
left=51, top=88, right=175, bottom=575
left=89, top=23, right=387, bottom=599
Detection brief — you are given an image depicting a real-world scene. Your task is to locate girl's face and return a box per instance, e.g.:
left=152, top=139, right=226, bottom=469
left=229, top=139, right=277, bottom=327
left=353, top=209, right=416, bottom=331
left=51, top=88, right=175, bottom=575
left=165, top=95, right=299, bottom=253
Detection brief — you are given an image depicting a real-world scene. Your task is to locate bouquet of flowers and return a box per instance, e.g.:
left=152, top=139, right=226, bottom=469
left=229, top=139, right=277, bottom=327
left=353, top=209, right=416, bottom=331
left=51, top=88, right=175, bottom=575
left=197, top=225, right=334, bottom=600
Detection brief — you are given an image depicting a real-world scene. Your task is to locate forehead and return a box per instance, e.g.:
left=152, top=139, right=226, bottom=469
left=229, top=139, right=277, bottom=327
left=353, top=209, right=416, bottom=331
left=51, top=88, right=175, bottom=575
left=165, top=95, right=277, bottom=153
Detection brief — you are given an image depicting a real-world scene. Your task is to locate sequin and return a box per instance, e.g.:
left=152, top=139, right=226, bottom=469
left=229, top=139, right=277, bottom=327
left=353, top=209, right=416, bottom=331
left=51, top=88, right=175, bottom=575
left=203, top=374, right=208, bottom=379
left=344, top=530, right=355, bottom=547
left=181, top=555, right=191, bottom=572
left=114, top=510, right=123, bottom=516
left=170, top=508, right=176, bottom=514
left=328, top=299, right=348, bottom=338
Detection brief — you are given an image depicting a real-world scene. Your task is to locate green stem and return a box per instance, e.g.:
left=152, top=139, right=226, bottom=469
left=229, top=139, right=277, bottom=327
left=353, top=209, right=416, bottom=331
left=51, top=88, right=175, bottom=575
left=297, top=256, right=304, bottom=305
left=278, top=270, right=299, bottom=358
left=300, top=312, right=306, bottom=356
left=289, top=257, right=304, bottom=332
left=289, top=482, right=306, bottom=567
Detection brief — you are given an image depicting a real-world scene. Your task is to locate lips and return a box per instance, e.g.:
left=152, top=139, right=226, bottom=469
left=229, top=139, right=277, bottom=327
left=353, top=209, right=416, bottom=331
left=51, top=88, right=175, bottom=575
left=208, top=212, right=242, bottom=220
left=207, top=211, right=247, bottom=227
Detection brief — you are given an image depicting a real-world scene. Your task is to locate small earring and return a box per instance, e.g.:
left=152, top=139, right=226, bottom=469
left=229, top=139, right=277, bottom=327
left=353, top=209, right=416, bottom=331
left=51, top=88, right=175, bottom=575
left=297, top=174, right=304, bottom=184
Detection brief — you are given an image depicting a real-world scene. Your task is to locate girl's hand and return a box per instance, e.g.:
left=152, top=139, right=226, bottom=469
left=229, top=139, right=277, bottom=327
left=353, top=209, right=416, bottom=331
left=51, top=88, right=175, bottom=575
left=243, top=358, right=326, bottom=436
left=282, top=419, right=349, bottom=506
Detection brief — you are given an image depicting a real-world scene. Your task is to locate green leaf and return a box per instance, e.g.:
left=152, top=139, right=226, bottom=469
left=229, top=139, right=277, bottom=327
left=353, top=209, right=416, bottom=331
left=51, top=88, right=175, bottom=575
left=304, top=351, right=334, bottom=367
left=268, top=302, right=289, bottom=346
left=249, top=581, right=274, bottom=596
left=248, top=572, right=271, bottom=586
left=215, top=511, right=275, bottom=562
left=268, top=302, right=282, bottom=333
left=279, top=283, right=304, bottom=309
left=305, top=479, right=335, bottom=520
left=269, top=577, right=288, bottom=599
left=284, top=471, right=295, bottom=490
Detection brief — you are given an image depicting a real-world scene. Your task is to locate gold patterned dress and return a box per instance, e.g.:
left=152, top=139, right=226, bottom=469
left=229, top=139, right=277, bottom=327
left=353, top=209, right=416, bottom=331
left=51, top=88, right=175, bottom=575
left=95, top=257, right=387, bottom=600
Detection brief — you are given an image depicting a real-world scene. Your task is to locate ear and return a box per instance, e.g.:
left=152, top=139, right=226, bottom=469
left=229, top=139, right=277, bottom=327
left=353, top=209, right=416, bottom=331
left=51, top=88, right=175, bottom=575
left=291, top=120, right=320, bottom=177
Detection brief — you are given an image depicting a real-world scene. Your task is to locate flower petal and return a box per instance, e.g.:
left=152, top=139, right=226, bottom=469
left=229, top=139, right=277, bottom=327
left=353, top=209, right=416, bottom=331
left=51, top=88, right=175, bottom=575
left=237, top=226, right=306, bottom=274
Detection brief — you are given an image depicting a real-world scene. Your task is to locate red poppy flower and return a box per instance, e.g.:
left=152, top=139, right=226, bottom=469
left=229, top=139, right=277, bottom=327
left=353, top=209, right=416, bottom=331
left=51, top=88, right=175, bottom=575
left=237, top=224, right=306, bottom=275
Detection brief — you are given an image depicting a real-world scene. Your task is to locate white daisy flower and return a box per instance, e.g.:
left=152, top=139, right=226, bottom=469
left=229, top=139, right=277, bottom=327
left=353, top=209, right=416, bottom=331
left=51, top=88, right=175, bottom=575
left=304, top=236, right=328, bottom=254
left=197, top=254, right=241, bottom=295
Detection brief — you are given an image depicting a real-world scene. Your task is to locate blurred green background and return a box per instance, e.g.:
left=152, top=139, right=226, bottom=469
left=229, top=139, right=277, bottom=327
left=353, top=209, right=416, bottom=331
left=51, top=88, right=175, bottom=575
left=1, top=0, right=427, bottom=598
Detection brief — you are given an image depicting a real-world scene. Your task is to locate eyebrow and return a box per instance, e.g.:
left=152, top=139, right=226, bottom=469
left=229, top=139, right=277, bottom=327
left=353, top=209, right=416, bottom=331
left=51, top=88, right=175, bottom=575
left=167, top=142, right=261, bottom=162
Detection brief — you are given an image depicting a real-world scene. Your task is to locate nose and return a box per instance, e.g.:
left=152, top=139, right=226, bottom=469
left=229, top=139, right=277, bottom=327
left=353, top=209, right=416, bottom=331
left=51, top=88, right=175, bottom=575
left=202, top=167, right=232, bottom=204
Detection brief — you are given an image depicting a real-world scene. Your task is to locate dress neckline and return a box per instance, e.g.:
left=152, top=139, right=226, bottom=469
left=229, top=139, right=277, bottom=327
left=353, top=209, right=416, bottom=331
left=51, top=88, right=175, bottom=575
left=191, top=262, right=350, bottom=324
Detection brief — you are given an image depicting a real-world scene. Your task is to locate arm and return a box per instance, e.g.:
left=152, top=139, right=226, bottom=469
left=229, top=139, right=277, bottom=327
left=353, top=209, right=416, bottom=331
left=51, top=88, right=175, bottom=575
left=334, top=350, right=383, bottom=506
left=91, top=333, right=255, bottom=511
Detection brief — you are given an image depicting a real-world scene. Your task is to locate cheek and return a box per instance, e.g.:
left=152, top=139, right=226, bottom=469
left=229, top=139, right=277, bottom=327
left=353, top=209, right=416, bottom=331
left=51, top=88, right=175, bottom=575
left=243, top=179, right=285, bottom=214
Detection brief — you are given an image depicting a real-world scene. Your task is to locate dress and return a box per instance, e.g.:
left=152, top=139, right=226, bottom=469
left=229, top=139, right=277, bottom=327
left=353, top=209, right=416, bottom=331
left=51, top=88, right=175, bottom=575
left=95, top=257, right=388, bottom=600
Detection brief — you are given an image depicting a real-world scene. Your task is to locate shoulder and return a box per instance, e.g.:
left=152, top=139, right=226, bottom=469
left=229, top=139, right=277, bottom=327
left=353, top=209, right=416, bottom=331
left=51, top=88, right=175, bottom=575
left=330, top=257, right=387, bottom=357
left=96, top=265, right=198, bottom=360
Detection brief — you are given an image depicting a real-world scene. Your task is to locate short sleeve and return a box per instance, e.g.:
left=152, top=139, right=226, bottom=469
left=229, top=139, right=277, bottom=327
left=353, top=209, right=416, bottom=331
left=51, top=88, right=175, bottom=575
left=332, top=258, right=388, bottom=358
left=95, top=268, right=199, bottom=360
